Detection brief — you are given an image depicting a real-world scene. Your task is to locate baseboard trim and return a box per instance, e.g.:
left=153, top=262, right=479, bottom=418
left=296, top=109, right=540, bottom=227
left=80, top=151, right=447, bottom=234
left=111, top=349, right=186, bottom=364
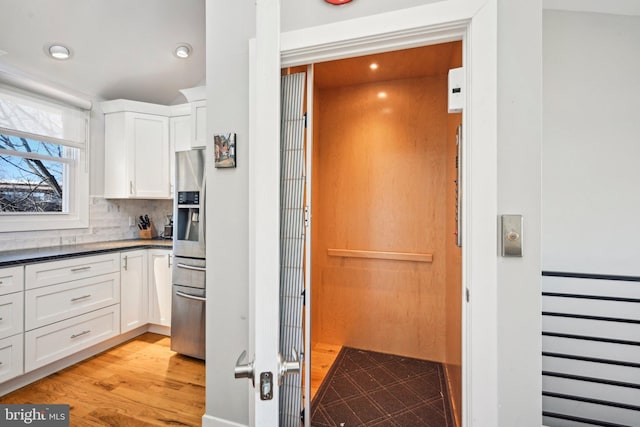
left=202, top=414, right=248, bottom=427
left=444, top=363, right=462, bottom=427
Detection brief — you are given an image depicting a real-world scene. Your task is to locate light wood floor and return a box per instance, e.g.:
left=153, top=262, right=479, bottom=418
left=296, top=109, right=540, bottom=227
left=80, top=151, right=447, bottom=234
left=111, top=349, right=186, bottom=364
left=0, top=333, right=205, bottom=426
left=310, top=342, right=341, bottom=399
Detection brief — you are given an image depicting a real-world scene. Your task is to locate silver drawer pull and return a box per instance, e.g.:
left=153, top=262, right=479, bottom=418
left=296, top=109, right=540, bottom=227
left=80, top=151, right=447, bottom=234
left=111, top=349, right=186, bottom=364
left=70, top=330, right=91, bottom=339
left=71, top=266, right=91, bottom=272
left=176, top=290, right=206, bottom=302
left=71, top=294, right=92, bottom=302
left=176, top=263, right=206, bottom=272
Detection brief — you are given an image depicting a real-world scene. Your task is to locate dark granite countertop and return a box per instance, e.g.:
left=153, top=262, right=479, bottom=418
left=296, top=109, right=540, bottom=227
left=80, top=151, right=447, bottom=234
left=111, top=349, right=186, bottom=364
left=0, top=239, right=173, bottom=267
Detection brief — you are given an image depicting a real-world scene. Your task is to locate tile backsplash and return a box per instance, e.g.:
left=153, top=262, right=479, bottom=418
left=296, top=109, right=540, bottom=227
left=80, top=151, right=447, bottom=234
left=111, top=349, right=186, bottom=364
left=0, top=197, right=173, bottom=251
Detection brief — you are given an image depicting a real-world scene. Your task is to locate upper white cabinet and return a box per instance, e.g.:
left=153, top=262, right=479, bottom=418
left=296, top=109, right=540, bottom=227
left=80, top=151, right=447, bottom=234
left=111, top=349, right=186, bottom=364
left=179, top=86, right=207, bottom=149
left=191, top=100, right=207, bottom=149
left=103, top=103, right=171, bottom=199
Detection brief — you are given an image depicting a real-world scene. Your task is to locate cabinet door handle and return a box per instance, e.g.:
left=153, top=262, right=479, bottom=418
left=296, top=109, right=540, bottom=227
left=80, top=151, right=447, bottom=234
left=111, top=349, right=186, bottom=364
left=70, top=330, right=91, bottom=339
left=130, top=180, right=134, bottom=195
left=71, top=294, right=92, bottom=302
left=71, top=266, right=91, bottom=273
left=167, top=253, right=172, bottom=268
left=123, top=255, right=128, bottom=271
left=176, top=263, right=205, bottom=272
left=176, top=290, right=206, bottom=302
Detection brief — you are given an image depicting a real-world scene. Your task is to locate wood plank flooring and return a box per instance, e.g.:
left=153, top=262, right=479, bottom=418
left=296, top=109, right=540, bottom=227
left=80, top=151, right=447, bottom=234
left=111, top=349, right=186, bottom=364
left=310, top=342, right=341, bottom=400
left=0, top=333, right=205, bottom=426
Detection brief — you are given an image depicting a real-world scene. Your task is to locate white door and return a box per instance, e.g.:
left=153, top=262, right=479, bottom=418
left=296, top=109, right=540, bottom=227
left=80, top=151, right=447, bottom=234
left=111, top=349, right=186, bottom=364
left=249, top=1, right=499, bottom=425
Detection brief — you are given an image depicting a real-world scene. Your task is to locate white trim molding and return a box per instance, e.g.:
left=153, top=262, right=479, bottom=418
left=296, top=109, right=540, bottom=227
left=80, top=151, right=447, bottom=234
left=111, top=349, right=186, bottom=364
left=250, top=0, right=500, bottom=425
left=543, top=0, right=640, bottom=16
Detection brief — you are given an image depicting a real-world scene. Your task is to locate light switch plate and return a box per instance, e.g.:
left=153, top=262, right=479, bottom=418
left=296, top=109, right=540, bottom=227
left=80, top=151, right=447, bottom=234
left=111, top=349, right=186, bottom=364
left=501, top=214, right=523, bottom=257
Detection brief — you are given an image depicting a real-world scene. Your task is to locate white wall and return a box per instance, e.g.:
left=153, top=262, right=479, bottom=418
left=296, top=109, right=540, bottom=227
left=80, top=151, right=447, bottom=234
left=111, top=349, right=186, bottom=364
left=280, top=0, right=441, bottom=31
left=497, top=0, right=542, bottom=425
left=205, top=2, right=255, bottom=426
left=542, top=10, right=640, bottom=276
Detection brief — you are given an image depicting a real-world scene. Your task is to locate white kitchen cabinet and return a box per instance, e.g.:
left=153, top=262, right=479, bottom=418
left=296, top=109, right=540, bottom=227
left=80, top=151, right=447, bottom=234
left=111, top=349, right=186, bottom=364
left=24, top=305, right=119, bottom=372
left=120, top=250, right=148, bottom=333
left=25, top=272, right=120, bottom=331
left=0, top=334, right=23, bottom=383
left=148, top=249, right=172, bottom=327
left=171, top=113, right=192, bottom=153
left=25, top=253, right=120, bottom=290
left=0, top=266, right=24, bottom=295
left=0, top=292, right=24, bottom=340
left=191, top=100, right=207, bottom=149
left=104, top=111, right=171, bottom=199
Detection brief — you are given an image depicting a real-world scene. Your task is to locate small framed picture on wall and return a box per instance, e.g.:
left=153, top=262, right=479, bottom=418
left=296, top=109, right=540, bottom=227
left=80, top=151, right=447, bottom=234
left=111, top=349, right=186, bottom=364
left=214, top=133, right=237, bottom=168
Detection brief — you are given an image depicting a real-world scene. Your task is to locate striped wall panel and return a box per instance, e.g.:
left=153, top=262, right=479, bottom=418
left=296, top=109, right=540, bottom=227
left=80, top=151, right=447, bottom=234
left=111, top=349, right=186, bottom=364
left=279, top=72, right=306, bottom=427
left=541, top=272, right=640, bottom=427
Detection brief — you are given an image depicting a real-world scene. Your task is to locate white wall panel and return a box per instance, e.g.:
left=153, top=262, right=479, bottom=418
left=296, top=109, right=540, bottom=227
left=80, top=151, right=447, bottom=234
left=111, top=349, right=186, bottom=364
left=543, top=396, right=639, bottom=427
left=542, top=335, right=640, bottom=364
left=543, top=376, right=640, bottom=407
left=542, top=276, right=640, bottom=299
left=542, top=296, right=640, bottom=321
left=543, top=356, right=640, bottom=385
left=542, top=315, right=639, bottom=342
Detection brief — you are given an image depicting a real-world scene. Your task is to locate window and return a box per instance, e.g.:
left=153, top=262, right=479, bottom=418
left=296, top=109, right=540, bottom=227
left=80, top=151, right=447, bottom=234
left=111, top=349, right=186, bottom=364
left=0, top=85, right=89, bottom=232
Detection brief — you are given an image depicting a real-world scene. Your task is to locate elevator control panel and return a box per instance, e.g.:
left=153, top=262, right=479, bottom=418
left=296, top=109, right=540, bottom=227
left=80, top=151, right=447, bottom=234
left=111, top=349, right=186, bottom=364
left=501, top=214, right=523, bottom=257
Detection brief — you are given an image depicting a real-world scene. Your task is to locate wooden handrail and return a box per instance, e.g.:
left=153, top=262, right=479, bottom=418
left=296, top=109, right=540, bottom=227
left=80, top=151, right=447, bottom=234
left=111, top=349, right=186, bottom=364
left=327, top=249, right=433, bottom=263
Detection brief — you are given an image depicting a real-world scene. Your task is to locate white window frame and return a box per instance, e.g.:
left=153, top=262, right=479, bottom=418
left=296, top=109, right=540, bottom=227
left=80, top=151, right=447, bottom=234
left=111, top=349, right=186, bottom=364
left=0, top=99, right=89, bottom=233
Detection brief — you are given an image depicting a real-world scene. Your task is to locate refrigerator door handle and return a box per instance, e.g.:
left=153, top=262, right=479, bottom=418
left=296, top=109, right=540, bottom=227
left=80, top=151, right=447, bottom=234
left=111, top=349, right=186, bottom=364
left=176, top=263, right=206, bottom=272
left=176, top=290, right=207, bottom=302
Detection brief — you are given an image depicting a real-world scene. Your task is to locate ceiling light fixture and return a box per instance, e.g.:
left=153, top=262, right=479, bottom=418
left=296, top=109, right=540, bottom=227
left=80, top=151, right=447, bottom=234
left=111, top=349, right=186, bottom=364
left=47, top=44, right=71, bottom=60
left=370, top=63, right=379, bottom=70
left=325, top=0, right=353, bottom=4
left=175, top=44, right=192, bottom=59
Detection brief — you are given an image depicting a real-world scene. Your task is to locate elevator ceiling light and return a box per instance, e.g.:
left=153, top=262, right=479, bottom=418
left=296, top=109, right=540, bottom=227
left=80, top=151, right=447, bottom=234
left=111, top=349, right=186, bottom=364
left=369, top=63, right=379, bottom=70
left=47, top=44, right=71, bottom=60
left=175, top=44, right=191, bottom=59
left=377, top=91, right=387, bottom=99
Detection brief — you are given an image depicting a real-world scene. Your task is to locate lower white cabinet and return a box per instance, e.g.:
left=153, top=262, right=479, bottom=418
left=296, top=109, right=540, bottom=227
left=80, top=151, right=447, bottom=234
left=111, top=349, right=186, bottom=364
left=120, top=250, right=148, bottom=333
left=24, top=305, right=120, bottom=372
left=0, top=334, right=23, bottom=383
left=0, top=292, right=24, bottom=339
left=25, top=273, right=120, bottom=331
left=0, top=266, right=24, bottom=295
left=148, top=249, right=172, bottom=327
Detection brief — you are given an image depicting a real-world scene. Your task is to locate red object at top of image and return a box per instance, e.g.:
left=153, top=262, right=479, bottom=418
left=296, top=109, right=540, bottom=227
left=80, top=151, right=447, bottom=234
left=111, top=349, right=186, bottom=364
left=325, top=0, right=353, bottom=5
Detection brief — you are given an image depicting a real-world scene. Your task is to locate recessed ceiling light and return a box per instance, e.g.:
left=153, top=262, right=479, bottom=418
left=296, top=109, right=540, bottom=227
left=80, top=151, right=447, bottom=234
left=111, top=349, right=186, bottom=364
left=48, top=44, right=71, bottom=60
left=175, top=44, right=192, bottom=59
left=370, top=63, right=379, bottom=70
left=377, top=91, right=387, bottom=99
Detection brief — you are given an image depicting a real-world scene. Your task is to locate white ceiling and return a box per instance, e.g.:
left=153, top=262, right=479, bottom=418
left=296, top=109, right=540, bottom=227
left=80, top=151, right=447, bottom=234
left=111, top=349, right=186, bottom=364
left=0, top=0, right=205, bottom=105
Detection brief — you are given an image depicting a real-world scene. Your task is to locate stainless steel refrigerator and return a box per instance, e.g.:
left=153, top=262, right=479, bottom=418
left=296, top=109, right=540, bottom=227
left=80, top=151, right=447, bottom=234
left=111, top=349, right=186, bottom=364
left=171, top=148, right=206, bottom=360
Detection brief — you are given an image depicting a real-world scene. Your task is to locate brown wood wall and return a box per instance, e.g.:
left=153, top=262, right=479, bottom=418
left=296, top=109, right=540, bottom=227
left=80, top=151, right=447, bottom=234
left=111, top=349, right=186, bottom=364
left=311, top=73, right=453, bottom=361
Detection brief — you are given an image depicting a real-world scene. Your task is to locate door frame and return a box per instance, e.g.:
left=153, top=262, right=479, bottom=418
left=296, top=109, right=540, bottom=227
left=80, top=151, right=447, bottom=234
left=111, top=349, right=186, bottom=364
left=251, top=1, right=499, bottom=425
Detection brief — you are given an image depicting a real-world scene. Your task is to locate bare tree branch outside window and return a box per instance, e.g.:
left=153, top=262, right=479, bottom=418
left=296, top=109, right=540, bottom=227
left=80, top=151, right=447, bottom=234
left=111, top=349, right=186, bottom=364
left=0, top=134, right=65, bottom=212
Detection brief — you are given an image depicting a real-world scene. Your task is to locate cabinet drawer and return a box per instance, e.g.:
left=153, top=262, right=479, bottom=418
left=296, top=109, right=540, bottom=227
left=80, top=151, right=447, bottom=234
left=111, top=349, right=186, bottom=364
left=25, top=305, right=120, bottom=372
left=0, top=334, right=23, bottom=383
left=25, top=273, right=120, bottom=331
left=0, top=266, right=24, bottom=296
left=25, top=253, right=120, bottom=290
left=0, top=292, right=24, bottom=340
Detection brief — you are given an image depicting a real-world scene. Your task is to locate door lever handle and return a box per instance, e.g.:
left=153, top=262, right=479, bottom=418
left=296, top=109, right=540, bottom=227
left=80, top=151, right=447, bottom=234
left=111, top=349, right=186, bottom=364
left=278, top=348, right=302, bottom=385
left=234, top=350, right=255, bottom=387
